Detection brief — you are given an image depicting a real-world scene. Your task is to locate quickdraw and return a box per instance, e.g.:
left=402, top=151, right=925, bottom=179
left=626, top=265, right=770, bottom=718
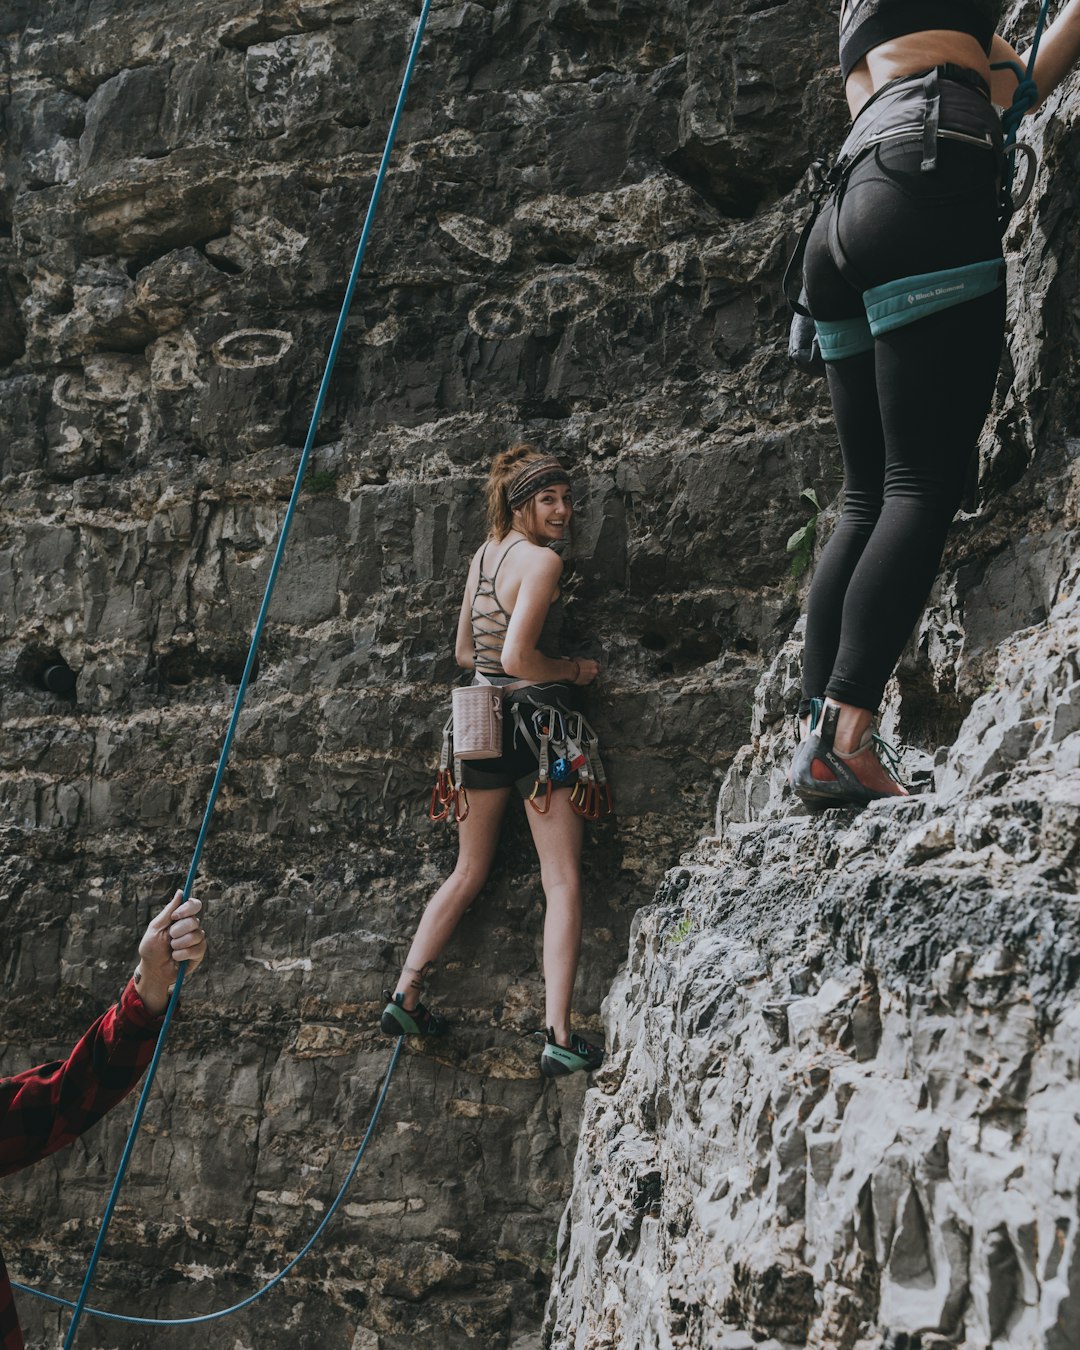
left=518, top=700, right=613, bottom=819
left=430, top=688, right=614, bottom=822
left=430, top=714, right=469, bottom=822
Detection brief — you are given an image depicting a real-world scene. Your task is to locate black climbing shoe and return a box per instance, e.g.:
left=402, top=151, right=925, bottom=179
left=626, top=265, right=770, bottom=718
left=790, top=703, right=908, bottom=807
left=539, top=1027, right=605, bottom=1078
left=379, top=991, right=448, bottom=1038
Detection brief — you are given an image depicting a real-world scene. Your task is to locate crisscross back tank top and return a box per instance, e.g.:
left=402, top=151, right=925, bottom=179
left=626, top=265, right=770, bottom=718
left=470, top=539, right=564, bottom=678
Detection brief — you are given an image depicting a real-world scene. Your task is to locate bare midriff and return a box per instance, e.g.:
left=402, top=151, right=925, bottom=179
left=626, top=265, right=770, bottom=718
left=844, top=30, right=992, bottom=116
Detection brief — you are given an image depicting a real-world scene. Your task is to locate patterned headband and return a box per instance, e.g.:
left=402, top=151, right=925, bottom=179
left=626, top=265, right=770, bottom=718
left=507, top=458, right=571, bottom=509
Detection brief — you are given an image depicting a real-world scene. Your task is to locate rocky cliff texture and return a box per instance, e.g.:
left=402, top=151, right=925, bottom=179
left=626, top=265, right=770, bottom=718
left=1, top=0, right=842, bottom=1346
left=546, top=20, right=1080, bottom=1347
left=4, top=0, right=1076, bottom=1347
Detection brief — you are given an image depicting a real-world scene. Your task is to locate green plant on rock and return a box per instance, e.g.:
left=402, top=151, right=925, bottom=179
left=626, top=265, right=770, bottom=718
left=305, top=468, right=338, bottom=495
left=666, top=912, right=694, bottom=946
left=786, top=486, right=822, bottom=579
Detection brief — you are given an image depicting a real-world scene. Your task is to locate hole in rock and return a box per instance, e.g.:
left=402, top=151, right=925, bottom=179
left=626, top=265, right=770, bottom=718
left=640, top=630, right=668, bottom=651
left=156, top=644, right=256, bottom=689
left=201, top=249, right=245, bottom=277
left=15, top=647, right=78, bottom=699
left=536, top=246, right=576, bottom=265
left=896, top=661, right=972, bottom=753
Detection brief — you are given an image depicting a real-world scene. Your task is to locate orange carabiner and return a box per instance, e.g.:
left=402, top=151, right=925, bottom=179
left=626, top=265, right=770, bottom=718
left=528, top=778, right=553, bottom=814
left=454, top=786, right=470, bottom=823
left=598, top=783, right=614, bottom=817
left=429, top=781, right=450, bottom=822
left=568, top=780, right=587, bottom=817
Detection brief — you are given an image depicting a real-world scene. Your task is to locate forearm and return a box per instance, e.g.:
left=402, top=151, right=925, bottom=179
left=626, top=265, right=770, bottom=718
left=0, top=982, right=160, bottom=1177
left=133, top=959, right=173, bottom=1016
left=501, top=648, right=579, bottom=683
left=1024, top=0, right=1080, bottom=105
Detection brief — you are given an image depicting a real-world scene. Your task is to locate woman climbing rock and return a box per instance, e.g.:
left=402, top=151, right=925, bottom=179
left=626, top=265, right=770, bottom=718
left=790, top=0, right=1080, bottom=806
left=381, top=445, right=608, bottom=1077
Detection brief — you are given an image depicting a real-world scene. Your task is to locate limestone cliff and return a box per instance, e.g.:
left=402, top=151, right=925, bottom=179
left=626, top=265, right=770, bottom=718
left=1, top=0, right=839, bottom=1345
left=546, top=21, right=1080, bottom=1348
left=2, top=0, right=1077, bottom=1347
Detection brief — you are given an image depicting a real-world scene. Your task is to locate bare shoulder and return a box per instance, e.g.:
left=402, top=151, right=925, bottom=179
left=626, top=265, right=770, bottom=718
left=519, top=541, right=564, bottom=579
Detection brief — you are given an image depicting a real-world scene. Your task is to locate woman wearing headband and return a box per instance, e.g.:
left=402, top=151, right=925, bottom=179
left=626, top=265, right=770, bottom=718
left=381, top=444, right=605, bottom=1077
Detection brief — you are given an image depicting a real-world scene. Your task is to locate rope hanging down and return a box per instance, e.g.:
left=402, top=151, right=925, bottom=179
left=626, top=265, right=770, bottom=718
left=993, top=0, right=1055, bottom=208
left=14, top=1039, right=403, bottom=1327
left=16, top=1, right=433, bottom=1343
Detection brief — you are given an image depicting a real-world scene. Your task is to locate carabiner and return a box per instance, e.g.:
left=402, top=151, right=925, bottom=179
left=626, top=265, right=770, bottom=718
left=454, top=786, right=470, bottom=823
left=428, top=781, right=450, bottom=822
left=598, top=782, right=614, bottom=817
left=528, top=778, right=553, bottom=814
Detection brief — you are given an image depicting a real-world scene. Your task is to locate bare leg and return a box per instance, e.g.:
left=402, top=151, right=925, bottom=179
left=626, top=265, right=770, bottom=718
left=395, top=786, right=512, bottom=1008
left=523, top=789, right=585, bottom=1046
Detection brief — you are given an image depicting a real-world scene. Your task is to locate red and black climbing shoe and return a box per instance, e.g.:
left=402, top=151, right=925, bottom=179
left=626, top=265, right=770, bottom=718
left=789, top=702, right=909, bottom=807
left=539, top=1027, right=605, bottom=1078
left=380, top=991, right=448, bottom=1038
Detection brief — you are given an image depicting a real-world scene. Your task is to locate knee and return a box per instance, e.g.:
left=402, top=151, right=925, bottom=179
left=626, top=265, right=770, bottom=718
left=447, top=862, right=488, bottom=904
left=540, top=869, right=582, bottom=905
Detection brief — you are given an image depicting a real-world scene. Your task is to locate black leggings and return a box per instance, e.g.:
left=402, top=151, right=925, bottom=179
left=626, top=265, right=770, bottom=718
left=801, top=77, right=1005, bottom=714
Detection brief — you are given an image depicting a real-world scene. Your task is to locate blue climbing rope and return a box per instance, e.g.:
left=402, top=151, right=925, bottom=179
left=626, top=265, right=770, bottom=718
left=993, top=0, right=1055, bottom=201
left=14, top=1037, right=403, bottom=1326
left=25, top=2, right=435, bottom=1344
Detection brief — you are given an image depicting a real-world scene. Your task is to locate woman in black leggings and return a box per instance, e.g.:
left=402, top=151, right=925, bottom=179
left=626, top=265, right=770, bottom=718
left=791, top=0, right=1080, bottom=806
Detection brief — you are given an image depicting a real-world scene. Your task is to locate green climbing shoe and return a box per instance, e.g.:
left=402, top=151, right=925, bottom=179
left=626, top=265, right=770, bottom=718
left=540, top=1028, right=605, bottom=1078
left=379, top=991, right=448, bottom=1038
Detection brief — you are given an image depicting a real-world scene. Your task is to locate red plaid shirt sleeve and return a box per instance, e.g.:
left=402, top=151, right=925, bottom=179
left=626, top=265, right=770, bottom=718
left=0, top=980, right=164, bottom=1350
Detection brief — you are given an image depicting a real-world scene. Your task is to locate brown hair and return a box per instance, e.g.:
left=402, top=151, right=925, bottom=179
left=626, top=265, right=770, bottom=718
left=486, top=442, right=552, bottom=540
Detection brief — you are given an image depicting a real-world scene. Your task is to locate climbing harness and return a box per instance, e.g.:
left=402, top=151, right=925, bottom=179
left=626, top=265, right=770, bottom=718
left=786, top=0, right=1055, bottom=371
left=511, top=696, right=613, bottom=820
left=13, top=1, right=434, bottom=1343
left=785, top=68, right=1004, bottom=366
left=430, top=687, right=613, bottom=821
left=12, top=1039, right=402, bottom=1327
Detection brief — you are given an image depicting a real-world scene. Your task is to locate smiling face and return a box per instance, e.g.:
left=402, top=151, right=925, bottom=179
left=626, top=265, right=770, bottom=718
left=515, top=483, right=573, bottom=544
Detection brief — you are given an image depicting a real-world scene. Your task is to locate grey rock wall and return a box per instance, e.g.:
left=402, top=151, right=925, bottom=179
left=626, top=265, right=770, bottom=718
left=546, top=37, right=1080, bottom=1349
left=1, top=0, right=843, bottom=1347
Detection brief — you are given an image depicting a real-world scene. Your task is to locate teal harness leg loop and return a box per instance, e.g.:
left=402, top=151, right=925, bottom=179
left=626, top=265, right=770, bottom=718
left=863, top=259, right=1005, bottom=335
left=815, top=314, right=874, bottom=362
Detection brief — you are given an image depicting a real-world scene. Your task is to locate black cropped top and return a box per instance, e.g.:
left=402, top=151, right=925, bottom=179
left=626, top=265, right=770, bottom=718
left=839, top=0, right=1001, bottom=80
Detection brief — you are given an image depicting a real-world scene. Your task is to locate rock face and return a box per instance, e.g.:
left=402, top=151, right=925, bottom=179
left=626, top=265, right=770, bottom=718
left=545, top=41, right=1080, bottom=1350
left=0, top=0, right=843, bottom=1347
left=3, top=0, right=1078, bottom=1348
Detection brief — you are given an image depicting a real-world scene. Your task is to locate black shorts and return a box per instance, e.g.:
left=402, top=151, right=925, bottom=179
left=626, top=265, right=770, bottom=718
left=458, top=683, right=581, bottom=797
